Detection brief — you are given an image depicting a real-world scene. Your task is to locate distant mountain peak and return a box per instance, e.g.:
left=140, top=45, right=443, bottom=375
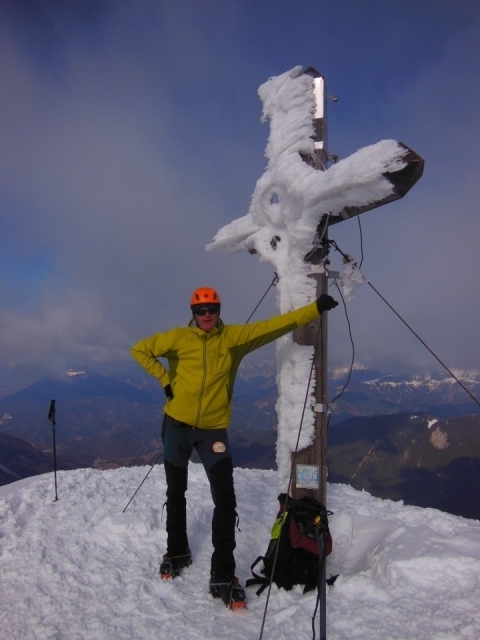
left=65, top=366, right=98, bottom=379
left=330, top=363, right=369, bottom=379
left=66, top=369, right=87, bottom=377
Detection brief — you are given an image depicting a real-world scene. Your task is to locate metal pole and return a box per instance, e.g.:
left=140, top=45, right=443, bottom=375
left=48, top=399, right=59, bottom=501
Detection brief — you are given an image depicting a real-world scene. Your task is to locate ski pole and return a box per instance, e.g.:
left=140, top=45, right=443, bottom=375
left=47, top=399, right=59, bottom=501
left=314, top=525, right=328, bottom=640
left=123, top=448, right=164, bottom=513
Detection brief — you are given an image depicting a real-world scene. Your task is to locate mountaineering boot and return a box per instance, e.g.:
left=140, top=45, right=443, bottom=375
left=209, top=576, right=246, bottom=610
left=159, top=550, right=192, bottom=579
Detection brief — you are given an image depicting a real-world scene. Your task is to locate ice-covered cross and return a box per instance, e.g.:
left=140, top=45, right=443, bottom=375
left=207, top=66, right=422, bottom=488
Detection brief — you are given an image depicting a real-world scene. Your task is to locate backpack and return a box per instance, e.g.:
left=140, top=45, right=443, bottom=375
left=246, top=493, right=333, bottom=595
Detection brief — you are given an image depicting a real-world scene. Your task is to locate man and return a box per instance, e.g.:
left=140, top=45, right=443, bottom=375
left=131, top=286, right=338, bottom=609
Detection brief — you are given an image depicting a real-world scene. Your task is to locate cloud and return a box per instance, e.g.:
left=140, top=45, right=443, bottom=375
left=0, top=1, right=479, bottom=394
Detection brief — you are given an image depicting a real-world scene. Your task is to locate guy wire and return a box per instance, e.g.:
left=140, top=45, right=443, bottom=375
left=357, top=216, right=364, bottom=268
left=122, top=447, right=164, bottom=512
left=123, top=273, right=281, bottom=511
left=329, top=282, right=355, bottom=407
left=367, top=280, right=480, bottom=408
left=243, top=271, right=325, bottom=639
left=258, top=319, right=323, bottom=640
left=245, top=273, right=279, bottom=323
left=328, top=238, right=480, bottom=408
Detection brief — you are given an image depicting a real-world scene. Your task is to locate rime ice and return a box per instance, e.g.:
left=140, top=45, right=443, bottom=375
left=208, top=67, right=412, bottom=488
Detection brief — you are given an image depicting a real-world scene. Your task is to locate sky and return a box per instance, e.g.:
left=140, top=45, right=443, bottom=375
left=1, top=0, right=479, bottom=396
left=1, top=465, right=480, bottom=639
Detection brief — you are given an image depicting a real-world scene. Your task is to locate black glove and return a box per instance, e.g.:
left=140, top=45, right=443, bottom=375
left=316, top=293, right=339, bottom=314
left=163, top=384, right=173, bottom=400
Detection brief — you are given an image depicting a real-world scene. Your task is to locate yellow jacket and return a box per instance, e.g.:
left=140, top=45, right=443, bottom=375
left=131, top=302, right=320, bottom=429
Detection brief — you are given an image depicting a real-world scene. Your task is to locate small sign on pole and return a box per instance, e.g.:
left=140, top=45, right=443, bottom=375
left=296, top=464, right=320, bottom=490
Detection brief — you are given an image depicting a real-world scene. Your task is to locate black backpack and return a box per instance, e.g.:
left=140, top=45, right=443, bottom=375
left=246, top=493, right=333, bottom=595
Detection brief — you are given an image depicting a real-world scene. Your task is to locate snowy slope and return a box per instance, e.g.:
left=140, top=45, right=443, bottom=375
left=1, top=465, right=479, bottom=639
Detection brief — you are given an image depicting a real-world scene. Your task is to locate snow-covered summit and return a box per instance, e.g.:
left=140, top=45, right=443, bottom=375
left=65, top=365, right=99, bottom=379
left=1, top=465, right=479, bottom=639
left=66, top=368, right=88, bottom=377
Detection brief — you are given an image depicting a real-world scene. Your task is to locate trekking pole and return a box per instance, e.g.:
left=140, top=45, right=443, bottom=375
left=313, top=524, right=328, bottom=640
left=47, top=399, right=59, bottom=501
left=123, top=448, right=164, bottom=513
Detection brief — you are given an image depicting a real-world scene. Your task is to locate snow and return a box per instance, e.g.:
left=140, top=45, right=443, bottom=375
left=1, top=465, right=480, bottom=639
left=206, top=67, right=414, bottom=489
left=335, top=261, right=368, bottom=301
left=331, top=364, right=368, bottom=379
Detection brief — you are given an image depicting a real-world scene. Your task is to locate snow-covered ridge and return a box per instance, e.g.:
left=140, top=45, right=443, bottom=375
left=65, top=366, right=99, bottom=378
left=325, top=363, right=480, bottom=390
left=1, top=465, right=479, bottom=639
left=330, top=363, right=369, bottom=379
left=362, top=371, right=480, bottom=390
left=66, top=369, right=87, bottom=377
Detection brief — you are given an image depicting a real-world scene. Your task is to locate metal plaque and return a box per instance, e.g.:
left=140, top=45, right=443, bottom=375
left=296, top=464, right=320, bottom=489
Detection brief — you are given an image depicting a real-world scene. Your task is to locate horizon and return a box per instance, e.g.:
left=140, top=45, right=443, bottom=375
left=2, top=356, right=479, bottom=402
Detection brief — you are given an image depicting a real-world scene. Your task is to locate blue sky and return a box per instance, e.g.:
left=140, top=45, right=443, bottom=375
left=0, top=0, right=479, bottom=396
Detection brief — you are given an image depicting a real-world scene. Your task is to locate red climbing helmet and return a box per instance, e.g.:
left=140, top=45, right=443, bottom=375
left=190, top=287, right=221, bottom=308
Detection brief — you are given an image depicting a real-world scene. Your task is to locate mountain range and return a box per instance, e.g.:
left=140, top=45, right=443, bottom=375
left=328, top=364, right=480, bottom=422
left=1, top=361, right=479, bottom=518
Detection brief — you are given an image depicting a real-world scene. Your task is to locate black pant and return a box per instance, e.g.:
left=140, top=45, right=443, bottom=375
left=162, top=415, right=237, bottom=580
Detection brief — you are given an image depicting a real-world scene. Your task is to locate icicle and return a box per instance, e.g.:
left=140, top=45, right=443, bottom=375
left=337, top=259, right=367, bottom=301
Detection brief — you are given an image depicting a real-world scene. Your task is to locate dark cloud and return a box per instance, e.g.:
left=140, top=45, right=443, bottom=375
left=0, top=0, right=479, bottom=395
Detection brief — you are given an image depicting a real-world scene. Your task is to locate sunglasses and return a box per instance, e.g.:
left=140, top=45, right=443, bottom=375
left=193, top=304, right=220, bottom=316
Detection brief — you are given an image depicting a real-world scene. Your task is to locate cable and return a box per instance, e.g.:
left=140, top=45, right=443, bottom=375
left=232, top=268, right=311, bottom=638
left=328, top=238, right=480, bottom=408
left=305, top=214, right=332, bottom=263
left=121, top=272, right=279, bottom=512
left=245, top=273, right=279, bottom=323
left=122, top=447, right=164, bottom=512
left=258, top=321, right=323, bottom=640
left=243, top=269, right=327, bottom=638
left=329, top=282, right=355, bottom=406
left=367, top=280, right=480, bottom=408
left=356, top=216, right=364, bottom=268
left=241, top=266, right=332, bottom=638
